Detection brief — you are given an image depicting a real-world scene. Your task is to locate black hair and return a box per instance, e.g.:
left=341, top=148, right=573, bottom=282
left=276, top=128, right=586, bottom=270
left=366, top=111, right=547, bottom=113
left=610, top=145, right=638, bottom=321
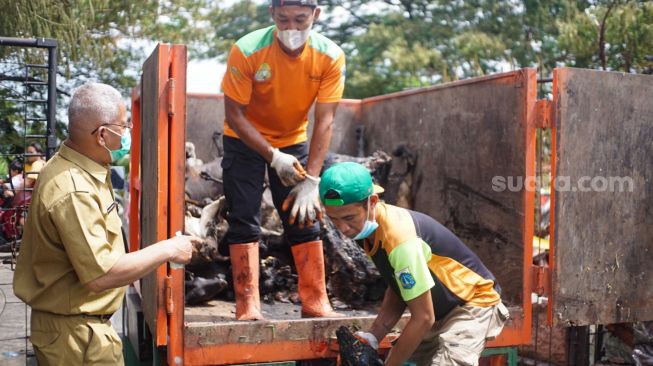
left=29, top=142, right=44, bottom=154
left=324, top=189, right=340, bottom=199
left=10, top=160, right=23, bottom=172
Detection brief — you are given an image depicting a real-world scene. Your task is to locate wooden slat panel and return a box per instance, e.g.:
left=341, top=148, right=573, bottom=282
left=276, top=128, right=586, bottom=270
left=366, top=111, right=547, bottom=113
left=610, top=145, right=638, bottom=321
left=552, top=68, right=653, bottom=326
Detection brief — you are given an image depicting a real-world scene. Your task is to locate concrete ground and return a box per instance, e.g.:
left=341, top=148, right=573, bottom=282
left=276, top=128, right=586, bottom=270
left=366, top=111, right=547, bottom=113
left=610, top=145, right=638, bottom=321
left=0, top=252, right=124, bottom=366
left=0, top=253, right=35, bottom=366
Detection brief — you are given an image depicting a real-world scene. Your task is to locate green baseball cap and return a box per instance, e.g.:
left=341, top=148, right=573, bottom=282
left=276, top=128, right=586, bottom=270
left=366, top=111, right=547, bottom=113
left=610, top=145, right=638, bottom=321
left=320, top=162, right=383, bottom=206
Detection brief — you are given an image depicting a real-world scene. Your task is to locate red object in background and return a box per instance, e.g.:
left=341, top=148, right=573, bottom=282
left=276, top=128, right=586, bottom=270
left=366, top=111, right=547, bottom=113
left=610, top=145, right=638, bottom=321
left=0, top=193, right=30, bottom=241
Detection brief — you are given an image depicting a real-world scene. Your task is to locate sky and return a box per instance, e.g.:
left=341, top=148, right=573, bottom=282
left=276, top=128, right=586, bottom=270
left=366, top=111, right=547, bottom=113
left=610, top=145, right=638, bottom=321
left=172, top=0, right=240, bottom=94
left=187, top=58, right=225, bottom=94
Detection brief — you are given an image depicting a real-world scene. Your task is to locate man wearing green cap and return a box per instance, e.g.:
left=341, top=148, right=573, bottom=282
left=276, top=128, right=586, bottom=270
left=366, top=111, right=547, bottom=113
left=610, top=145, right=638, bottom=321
left=320, top=162, right=509, bottom=366
left=220, top=0, right=345, bottom=320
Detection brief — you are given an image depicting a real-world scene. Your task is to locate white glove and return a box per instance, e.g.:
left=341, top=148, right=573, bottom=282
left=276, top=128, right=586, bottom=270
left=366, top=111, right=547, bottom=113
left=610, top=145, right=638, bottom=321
left=354, top=331, right=379, bottom=350
left=270, top=148, right=305, bottom=186
left=282, top=174, right=322, bottom=228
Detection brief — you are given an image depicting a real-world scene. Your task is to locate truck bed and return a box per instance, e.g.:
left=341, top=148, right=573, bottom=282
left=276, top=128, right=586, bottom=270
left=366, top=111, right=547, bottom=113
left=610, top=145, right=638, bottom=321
left=185, top=299, right=379, bottom=323
left=183, top=299, right=400, bottom=365
left=182, top=300, right=522, bottom=365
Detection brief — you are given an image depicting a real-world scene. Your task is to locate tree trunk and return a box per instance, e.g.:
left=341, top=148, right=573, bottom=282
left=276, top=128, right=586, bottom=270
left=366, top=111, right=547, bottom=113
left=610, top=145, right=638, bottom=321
left=599, top=2, right=616, bottom=70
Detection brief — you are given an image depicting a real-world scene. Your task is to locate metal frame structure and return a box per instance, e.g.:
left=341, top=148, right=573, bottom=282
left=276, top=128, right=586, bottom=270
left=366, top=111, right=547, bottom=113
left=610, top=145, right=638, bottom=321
left=0, top=37, right=58, bottom=159
left=0, top=36, right=57, bottom=365
left=0, top=37, right=57, bottom=259
left=128, top=43, right=187, bottom=365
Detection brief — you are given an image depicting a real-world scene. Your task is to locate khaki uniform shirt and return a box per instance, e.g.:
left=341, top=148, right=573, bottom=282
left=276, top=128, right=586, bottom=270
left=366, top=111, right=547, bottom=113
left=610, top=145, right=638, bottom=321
left=14, top=143, right=125, bottom=315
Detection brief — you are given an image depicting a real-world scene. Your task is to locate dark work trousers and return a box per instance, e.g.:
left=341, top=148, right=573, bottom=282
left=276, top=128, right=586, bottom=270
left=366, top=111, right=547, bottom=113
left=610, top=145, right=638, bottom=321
left=221, top=136, right=331, bottom=248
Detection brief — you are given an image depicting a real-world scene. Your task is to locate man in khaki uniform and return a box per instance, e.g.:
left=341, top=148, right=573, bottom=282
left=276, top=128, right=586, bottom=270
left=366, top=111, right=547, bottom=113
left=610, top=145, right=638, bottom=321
left=13, top=83, right=198, bottom=366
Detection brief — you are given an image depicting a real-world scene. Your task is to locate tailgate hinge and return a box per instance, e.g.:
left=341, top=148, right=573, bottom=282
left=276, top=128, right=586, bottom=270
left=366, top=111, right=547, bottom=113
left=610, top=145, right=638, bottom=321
left=164, top=276, right=174, bottom=315
left=167, top=78, right=176, bottom=117
left=535, top=99, right=555, bottom=128
left=531, top=264, right=551, bottom=297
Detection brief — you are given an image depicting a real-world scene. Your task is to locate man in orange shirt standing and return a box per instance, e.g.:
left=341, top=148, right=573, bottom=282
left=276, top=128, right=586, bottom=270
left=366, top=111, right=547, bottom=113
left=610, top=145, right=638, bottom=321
left=220, top=0, right=345, bottom=320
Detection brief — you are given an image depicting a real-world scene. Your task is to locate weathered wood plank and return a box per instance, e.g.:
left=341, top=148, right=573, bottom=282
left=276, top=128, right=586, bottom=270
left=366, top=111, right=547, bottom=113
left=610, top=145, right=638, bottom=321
left=361, top=71, right=536, bottom=309
left=552, top=68, right=653, bottom=326
left=139, top=44, right=168, bottom=342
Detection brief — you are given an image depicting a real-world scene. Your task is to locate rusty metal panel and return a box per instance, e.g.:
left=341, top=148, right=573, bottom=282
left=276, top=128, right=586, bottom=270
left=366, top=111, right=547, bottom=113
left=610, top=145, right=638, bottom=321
left=361, top=69, right=537, bottom=345
left=184, top=95, right=362, bottom=159
left=167, top=45, right=188, bottom=366
left=186, top=94, right=224, bottom=163
left=309, top=99, right=362, bottom=157
left=552, top=68, right=653, bottom=326
left=139, top=44, right=170, bottom=345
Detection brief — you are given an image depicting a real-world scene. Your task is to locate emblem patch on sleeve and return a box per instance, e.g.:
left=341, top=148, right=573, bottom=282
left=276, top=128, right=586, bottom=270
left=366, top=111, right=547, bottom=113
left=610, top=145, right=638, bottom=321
left=255, top=63, right=272, bottom=82
left=230, top=66, right=242, bottom=80
left=396, top=267, right=416, bottom=289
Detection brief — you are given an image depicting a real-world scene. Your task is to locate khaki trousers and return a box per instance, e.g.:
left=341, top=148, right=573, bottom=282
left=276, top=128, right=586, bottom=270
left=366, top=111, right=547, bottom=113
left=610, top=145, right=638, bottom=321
left=31, top=310, right=124, bottom=366
left=408, top=302, right=509, bottom=366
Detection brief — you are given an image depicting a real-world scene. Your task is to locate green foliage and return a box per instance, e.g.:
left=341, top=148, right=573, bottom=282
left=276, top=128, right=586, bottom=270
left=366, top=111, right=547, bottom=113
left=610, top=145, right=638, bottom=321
left=202, top=1, right=273, bottom=59
left=557, top=1, right=653, bottom=73
left=0, top=0, right=208, bottom=94
left=1, top=0, right=652, bottom=101
left=0, top=0, right=209, bottom=155
left=557, top=8, right=600, bottom=67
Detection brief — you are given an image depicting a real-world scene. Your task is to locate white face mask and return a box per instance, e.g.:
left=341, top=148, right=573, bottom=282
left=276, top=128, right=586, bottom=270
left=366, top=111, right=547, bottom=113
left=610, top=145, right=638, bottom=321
left=277, top=25, right=312, bottom=51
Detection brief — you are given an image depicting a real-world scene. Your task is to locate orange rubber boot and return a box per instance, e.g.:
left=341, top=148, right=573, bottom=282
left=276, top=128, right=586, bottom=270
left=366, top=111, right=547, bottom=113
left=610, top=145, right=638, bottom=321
left=230, top=242, right=264, bottom=320
left=291, top=241, right=343, bottom=318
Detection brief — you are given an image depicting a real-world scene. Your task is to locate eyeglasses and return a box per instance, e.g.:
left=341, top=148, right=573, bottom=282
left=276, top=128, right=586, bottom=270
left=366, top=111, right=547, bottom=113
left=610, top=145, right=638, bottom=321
left=91, top=122, right=133, bottom=135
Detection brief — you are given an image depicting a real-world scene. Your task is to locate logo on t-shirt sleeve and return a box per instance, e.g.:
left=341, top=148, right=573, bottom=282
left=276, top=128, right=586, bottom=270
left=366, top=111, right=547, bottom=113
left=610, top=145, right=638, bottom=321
left=230, top=66, right=242, bottom=81
left=396, top=267, right=416, bottom=289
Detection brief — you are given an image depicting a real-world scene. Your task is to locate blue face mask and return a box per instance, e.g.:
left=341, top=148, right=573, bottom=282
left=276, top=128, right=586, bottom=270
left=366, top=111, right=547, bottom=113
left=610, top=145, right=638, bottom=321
left=104, top=127, right=132, bottom=162
left=353, top=197, right=378, bottom=240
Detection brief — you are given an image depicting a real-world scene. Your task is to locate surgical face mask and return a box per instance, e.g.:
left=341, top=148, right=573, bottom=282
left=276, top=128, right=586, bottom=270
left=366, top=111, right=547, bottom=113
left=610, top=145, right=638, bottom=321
left=277, top=25, right=312, bottom=51
left=353, top=197, right=378, bottom=240
left=102, top=127, right=132, bottom=162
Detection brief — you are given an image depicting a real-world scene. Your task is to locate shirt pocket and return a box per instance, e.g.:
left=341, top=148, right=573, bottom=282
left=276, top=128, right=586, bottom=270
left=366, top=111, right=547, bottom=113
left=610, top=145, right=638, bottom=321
left=105, top=209, right=123, bottom=243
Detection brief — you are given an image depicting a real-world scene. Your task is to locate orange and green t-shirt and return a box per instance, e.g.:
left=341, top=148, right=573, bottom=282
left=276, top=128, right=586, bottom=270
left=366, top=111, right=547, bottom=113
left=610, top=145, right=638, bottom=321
left=221, top=25, right=346, bottom=148
left=363, top=203, right=502, bottom=320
